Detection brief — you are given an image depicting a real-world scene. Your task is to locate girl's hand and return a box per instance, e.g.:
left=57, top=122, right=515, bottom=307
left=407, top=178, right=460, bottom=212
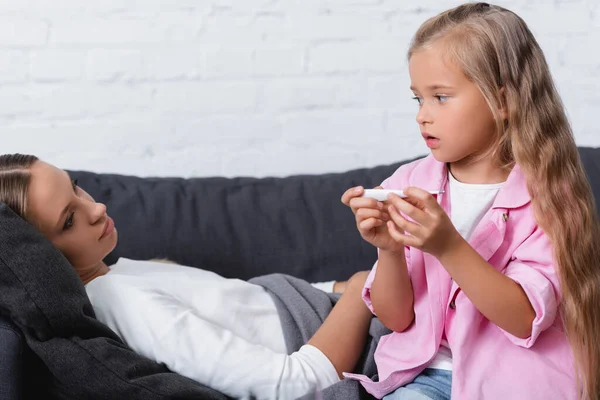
left=341, top=186, right=405, bottom=253
left=386, top=187, right=461, bottom=258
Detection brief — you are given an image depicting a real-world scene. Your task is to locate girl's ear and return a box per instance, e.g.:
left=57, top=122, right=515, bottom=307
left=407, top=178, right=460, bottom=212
left=498, top=87, right=508, bottom=120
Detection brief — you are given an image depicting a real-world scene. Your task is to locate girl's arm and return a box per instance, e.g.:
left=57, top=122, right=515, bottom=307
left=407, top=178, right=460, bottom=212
left=386, top=188, right=552, bottom=342
left=438, top=236, right=536, bottom=339
left=369, top=249, right=415, bottom=333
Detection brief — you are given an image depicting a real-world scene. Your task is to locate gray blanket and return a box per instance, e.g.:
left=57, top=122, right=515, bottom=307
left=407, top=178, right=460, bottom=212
left=251, top=273, right=390, bottom=400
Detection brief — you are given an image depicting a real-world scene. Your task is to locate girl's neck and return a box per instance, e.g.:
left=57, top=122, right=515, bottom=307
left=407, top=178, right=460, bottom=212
left=448, top=156, right=511, bottom=184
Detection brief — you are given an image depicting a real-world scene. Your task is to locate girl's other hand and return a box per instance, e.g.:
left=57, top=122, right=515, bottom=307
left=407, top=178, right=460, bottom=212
left=386, top=187, right=461, bottom=258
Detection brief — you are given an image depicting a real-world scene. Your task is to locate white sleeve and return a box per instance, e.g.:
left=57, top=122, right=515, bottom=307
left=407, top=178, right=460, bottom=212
left=310, top=280, right=337, bottom=293
left=87, top=279, right=340, bottom=400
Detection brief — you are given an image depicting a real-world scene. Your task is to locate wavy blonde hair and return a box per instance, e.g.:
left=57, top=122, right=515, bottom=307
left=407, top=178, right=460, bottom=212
left=408, top=3, right=600, bottom=399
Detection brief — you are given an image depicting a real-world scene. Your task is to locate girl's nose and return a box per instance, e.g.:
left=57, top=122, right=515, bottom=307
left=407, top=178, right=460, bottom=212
left=416, top=103, right=432, bottom=125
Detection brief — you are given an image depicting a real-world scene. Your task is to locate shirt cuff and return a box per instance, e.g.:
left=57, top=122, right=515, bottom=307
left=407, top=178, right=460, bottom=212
left=502, top=263, right=558, bottom=348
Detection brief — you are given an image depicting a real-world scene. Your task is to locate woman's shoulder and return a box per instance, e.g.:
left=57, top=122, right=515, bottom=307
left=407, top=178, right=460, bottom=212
left=100, top=258, right=185, bottom=281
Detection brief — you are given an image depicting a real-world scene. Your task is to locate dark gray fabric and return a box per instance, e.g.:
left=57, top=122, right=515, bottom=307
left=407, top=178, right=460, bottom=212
left=0, top=314, right=21, bottom=400
left=250, top=274, right=389, bottom=400
left=250, top=274, right=339, bottom=352
left=0, top=203, right=229, bottom=400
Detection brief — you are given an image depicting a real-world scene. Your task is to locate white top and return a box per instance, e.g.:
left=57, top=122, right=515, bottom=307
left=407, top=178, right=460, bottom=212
left=85, top=258, right=339, bottom=400
left=427, top=172, right=505, bottom=371
left=447, top=172, right=505, bottom=242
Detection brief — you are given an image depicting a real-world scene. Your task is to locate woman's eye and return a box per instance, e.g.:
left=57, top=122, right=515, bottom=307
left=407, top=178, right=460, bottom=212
left=64, top=213, right=74, bottom=230
left=435, top=95, right=449, bottom=103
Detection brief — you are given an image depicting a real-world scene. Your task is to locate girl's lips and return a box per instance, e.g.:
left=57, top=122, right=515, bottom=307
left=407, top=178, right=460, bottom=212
left=422, top=133, right=440, bottom=148
left=100, top=216, right=115, bottom=240
left=425, top=137, right=440, bottom=149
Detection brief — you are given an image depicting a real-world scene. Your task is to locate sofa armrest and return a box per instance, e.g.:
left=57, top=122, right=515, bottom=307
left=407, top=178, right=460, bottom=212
left=0, top=314, right=22, bottom=400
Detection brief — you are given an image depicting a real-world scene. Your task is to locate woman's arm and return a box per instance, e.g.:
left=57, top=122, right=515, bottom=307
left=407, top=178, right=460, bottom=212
left=307, top=270, right=373, bottom=378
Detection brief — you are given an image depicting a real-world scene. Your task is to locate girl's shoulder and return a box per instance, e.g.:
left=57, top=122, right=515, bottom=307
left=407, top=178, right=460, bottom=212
left=382, top=155, right=443, bottom=189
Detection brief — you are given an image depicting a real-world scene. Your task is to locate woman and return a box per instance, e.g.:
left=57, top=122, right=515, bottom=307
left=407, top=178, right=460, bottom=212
left=0, top=153, right=372, bottom=400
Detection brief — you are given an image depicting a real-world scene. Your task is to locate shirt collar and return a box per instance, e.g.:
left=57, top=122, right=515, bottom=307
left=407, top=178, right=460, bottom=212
left=408, top=154, right=531, bottom=210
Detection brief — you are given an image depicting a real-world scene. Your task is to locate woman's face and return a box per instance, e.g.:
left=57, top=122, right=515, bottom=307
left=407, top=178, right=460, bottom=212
left=26, top=161, right=118, bottom=270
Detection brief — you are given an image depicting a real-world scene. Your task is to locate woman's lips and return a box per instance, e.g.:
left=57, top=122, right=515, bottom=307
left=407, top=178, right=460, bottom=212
left=100, top=216, right=115, bottom=240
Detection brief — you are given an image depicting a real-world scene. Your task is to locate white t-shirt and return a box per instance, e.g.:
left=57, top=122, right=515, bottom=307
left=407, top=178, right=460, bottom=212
left=427, top=172, right=505, bottom=371
left=85, top=258, right=339, bottom=400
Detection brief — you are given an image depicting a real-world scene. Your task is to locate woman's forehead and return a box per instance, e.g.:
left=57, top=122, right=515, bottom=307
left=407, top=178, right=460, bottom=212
left=28, top=162, right=69, bottom=222
left=31, top=161, right=67, bottom=189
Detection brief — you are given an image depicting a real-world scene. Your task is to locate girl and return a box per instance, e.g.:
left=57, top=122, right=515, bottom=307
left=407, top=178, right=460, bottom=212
left=342, top=3, right=600, bottom=400
left=0, top=154, right=373, bottom=400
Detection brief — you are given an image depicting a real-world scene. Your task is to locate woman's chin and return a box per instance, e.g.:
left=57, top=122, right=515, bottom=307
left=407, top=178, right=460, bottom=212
left=105, top=231, right=119, bottom=255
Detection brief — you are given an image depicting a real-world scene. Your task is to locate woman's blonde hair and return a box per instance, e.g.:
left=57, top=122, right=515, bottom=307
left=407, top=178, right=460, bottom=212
left=408, top=3, right=600, bottom=399
left=0, top=154, right=39, bottom=220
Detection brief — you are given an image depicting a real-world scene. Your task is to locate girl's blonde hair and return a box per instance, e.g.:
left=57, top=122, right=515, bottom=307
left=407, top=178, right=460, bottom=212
left=408, top=3, right=600, bottom=399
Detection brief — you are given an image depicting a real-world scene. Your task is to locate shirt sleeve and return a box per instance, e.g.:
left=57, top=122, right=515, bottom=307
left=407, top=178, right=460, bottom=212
left=500, top=225, right=560, bottom=348
left=361, top=261, right=379, bottom=314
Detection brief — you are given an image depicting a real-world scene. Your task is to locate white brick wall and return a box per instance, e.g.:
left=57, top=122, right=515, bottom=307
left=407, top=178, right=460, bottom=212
left=0, top=0, right=599, bottom=178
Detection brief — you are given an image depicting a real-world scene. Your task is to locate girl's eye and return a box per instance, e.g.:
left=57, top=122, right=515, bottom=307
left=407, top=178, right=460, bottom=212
left=412, top=96, right=424, bottom=106
left=64, top=212, right=75, bottom=230
left=435, top=95, right=449, bottom=103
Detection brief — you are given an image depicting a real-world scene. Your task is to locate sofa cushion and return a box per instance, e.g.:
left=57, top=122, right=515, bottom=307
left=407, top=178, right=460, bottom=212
left=0, top=203, right=229, bottom=399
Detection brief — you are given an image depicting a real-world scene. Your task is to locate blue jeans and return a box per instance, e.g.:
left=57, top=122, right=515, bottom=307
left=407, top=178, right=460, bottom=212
left=383, top=369, right=452, bottom=400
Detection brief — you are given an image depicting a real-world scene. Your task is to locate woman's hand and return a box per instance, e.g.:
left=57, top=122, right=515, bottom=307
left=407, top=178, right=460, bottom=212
left=341, top=186, right=405, bottom=254
left=386, top=187, right=461, bottom=259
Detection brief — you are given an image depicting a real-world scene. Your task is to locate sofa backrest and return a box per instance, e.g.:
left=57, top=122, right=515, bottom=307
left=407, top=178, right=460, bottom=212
left=69, top=147, right=600, bottom=283
left=70, top=159, right=403, bottom=282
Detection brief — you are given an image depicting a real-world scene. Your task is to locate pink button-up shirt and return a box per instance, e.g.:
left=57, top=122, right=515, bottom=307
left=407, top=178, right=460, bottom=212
left=344, top=155, right=576, bottom=399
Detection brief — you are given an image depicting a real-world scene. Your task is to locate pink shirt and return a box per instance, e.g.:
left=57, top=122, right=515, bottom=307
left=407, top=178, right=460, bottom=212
left=344, top=155, right=576, bottom=399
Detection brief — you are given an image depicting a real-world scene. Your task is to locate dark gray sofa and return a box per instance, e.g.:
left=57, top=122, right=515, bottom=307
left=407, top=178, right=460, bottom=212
left=1, top=147, right=599, bottom=399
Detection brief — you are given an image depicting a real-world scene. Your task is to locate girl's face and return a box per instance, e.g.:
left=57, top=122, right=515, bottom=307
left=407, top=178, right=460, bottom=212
left=409, top=44, right=499, bottom=165
left=26, top=161, right=118, bottom=271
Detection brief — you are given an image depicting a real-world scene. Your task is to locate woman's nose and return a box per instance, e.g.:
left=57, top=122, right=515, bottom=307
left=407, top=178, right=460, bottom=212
left=90, top=202, right=107, bottom=222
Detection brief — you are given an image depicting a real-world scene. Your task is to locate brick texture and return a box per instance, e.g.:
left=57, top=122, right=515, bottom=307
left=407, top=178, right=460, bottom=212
left=0, top=0, right=598, bottom=177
